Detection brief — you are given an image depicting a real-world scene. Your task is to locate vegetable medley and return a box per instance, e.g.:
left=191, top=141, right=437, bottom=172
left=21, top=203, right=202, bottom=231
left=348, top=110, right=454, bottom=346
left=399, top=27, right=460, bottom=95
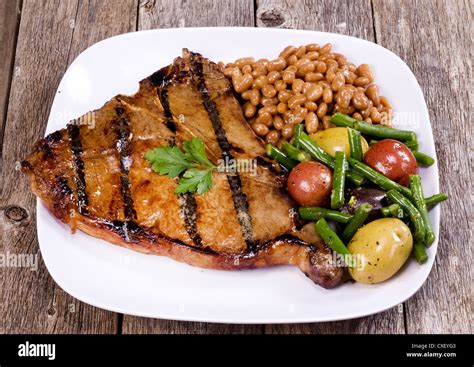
left=267, top=112, right=447, bottom=284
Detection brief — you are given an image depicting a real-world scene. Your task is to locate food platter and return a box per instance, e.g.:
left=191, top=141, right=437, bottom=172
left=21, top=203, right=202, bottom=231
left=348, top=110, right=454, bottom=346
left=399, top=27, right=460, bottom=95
left=37, top=27, right=439, bottom=323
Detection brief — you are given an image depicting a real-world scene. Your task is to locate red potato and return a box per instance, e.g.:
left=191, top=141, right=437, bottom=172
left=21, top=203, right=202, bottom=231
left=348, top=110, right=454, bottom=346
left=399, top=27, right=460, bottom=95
left=364, top=139, right=418, bottom=186
left=287, top=161, right=333, bottom=206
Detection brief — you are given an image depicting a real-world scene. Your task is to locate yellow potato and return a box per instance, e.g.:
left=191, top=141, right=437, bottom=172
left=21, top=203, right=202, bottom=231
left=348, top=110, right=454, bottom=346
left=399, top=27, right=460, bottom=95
left=310, top=127, right=369, bottom=158
left=348, top=218, right=413, bottom=284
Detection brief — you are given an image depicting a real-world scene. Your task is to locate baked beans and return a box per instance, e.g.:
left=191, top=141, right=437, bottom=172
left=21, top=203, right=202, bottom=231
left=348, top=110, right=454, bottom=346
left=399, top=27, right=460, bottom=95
left=223, top=44, right=392, bottom=146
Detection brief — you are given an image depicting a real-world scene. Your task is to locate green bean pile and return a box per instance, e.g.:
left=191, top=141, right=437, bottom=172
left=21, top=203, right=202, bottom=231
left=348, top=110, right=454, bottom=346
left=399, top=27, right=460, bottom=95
left=266, top=112, right=448, bottom=266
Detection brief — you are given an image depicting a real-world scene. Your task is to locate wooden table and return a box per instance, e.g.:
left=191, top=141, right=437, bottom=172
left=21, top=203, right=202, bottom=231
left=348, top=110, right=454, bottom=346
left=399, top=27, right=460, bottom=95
left=0, top=0, right=471, bottom=334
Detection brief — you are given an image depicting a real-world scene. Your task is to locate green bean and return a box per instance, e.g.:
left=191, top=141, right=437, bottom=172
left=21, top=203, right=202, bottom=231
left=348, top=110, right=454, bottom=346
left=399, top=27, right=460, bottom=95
left=386, top=190, right=425, bottom=243
left=391, top=204, right=404, bottom=219
left=299, top=207, right=353, bottom=224
left=424, top=193, right=448, bottom=207
left=298, top=131, right=334, bottom=166
left=341, top=203, right=373, bottom=242
left=380, top=206, right=391, bottom=217
left=409, top=175, right=435, bottom=246
left=282, top=142, right=311, bottom=162
left=331, top=113, right=417, bottom=141
left=265, top=144, right=296, bottom=170
left=413, top=242, right=428, bottom=264
left=354, top=120, right=417, bottom=142
left=347, top=157, right=412, bottom=198
left=298, top=132, right=365, bottom=186
left=315, top=218, right=351, bottom=256
left=393, top=139, right=435, bottom=166
left=345, top=170, right=365, bottom=186
left=331, top=112, right=357, bottom=127
left=404, top=140, right=419, bottom=151
left=412, top=151, right=435, bottom=166
left=293, top=124, right=304, bottom=149
left=348, top=127, right=363, bottom=161
left=387, top=204, right=398, bottom=217
left=331, top=151, right=347, bottom=209
left=380, top=204, right=403, bottom=219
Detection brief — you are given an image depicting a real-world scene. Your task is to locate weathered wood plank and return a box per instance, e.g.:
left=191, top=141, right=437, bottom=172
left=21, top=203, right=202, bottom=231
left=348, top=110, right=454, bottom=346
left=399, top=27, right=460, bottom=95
left=122, top=0, right=260, bottom=334
left=257, top=0, right=375, bottom=40
left=0, top=0, right=80, bottom=334
left=0, top=0, right=138, bottom=333
left=67, top=0, right=138, bottom=63
left=265, top=305, right=405, bottom=334
left=372, top=0, right=473, bottom=334
left=256, top=0, right=405, bottom=334
left=122, top=318, right=262, bottom=334
left=137, top=0, right=254, bottom=29
left=0, top=0, right=21, bottom=152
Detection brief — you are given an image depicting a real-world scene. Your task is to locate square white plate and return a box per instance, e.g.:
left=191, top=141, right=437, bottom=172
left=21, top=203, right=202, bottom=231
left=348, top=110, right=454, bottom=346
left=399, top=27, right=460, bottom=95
left=39, top=27, right=439, bottom=323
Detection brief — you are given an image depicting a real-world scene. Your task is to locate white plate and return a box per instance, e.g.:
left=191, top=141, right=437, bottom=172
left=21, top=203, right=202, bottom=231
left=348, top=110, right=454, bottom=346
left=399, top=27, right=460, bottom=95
left=39, top=27, right=439, bottom=323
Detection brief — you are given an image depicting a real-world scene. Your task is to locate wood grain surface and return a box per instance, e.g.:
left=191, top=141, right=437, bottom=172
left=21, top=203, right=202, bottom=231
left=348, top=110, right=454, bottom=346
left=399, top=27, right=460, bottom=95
left=372, top=0, right=473, bottom=334
left=0, top=0, right=21, bottom=153
left=138, top=0, right=254, bottom=29
left=0, top=0, right=138, bottom=334
left=0, top=0, right=471, bottom=334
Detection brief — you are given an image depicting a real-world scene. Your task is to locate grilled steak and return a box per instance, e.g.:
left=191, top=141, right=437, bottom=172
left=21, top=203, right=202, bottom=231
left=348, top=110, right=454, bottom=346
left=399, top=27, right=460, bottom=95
left=22, top=49, right=343, bottom=288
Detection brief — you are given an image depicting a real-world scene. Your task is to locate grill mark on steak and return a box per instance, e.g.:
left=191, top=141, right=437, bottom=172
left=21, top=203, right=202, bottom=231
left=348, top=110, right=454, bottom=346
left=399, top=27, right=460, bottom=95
left=51, top=176, right=75, bottom=216
left=148, top=64, right=173, bottom=87
left=67, top=123, right=88, bottom=213
left=83, top=210, right=309, bottom=258
left=56, top=176, right=73, bottom=196
left=95, top=216, right=217, bottom=255
left=190, top=52, right=255, bottom=252
left=115, top=106, right=137, bottom=221
left=157, top=79, right=204, bottom=247
left=179, top=193, right=204, bottom=247
left=158, top=88, right=177, bottom=137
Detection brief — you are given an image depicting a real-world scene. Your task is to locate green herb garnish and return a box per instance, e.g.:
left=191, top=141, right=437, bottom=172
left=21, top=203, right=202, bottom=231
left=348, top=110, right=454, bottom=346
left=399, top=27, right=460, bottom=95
left=144, top=137, right=215, bottom=195
left=175, top=168, right=213, bottom=195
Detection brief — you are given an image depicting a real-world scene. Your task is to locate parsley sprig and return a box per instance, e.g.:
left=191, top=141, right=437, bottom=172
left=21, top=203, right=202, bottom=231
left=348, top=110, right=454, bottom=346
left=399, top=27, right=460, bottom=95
left=144, top=137, right=215, bottom=195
